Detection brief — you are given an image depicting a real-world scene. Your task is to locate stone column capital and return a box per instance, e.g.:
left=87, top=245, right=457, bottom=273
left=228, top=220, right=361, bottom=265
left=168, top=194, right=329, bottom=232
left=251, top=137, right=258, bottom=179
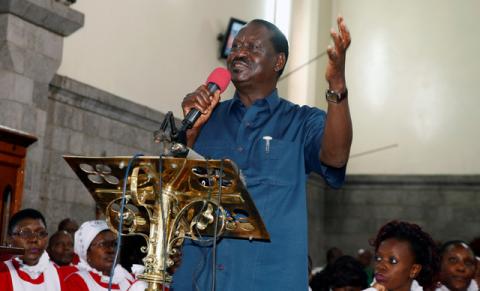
left=0, top=0, right=84, bottom=36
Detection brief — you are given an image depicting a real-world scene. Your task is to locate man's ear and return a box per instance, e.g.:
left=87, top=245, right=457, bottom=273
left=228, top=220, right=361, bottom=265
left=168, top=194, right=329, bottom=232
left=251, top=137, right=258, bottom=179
left=274, top=53, right=286, bottom=73
left=410, top=264, right=422, bottom=279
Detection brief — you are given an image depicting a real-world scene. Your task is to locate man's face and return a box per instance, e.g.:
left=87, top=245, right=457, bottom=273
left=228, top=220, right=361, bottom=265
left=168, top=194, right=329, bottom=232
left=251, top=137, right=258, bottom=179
left=47, top=232, right=74, bottom=266
left=227, top=22, right=281, bottom=86
left=358, top=250, right=373, bottom=267
left=8, top=218, right=48, bottom=266
left=440, top=244, right=476, bottom=291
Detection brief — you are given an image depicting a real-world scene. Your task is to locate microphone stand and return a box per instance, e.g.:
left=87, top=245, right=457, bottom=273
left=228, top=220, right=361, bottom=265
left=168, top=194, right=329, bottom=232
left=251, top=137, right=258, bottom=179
left=153, top=111, right=189, bottom=158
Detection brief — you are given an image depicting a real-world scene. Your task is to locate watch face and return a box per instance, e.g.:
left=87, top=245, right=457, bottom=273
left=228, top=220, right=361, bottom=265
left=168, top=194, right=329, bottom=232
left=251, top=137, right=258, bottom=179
left=325, top=89, right=347, bottom=103
left=326, top=90, right=341, bottom=103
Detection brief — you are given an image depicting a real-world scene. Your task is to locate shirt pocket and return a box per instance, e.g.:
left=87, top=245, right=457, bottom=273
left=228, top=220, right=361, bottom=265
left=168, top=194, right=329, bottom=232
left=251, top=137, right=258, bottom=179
left=252, top=138, right=302, bottom=186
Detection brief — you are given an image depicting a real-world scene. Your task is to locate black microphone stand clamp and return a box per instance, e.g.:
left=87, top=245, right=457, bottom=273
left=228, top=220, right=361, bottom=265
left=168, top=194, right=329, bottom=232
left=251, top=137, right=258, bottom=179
left=153, top=111, right=189, bottom=158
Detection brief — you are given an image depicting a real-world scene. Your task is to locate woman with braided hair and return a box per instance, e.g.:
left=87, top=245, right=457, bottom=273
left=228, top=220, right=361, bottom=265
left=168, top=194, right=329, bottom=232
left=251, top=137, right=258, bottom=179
left=365, top=220, right=440, bottom=291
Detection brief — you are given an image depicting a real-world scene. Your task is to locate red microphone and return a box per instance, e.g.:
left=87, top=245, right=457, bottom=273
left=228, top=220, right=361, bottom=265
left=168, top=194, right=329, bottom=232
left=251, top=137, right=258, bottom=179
left=182, top=67, right=231, bottom=130
left=206, top=67, right=231, bottom=94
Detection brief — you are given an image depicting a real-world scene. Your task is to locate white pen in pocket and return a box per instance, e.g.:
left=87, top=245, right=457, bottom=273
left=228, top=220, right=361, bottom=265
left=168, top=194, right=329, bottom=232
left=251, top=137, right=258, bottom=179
left=262, top=136, right=272, bottom=154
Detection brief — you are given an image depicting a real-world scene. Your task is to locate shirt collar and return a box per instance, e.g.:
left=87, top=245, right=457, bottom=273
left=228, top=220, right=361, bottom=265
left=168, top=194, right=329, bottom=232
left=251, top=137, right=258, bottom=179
left=227, top=89, right=280, bottom=114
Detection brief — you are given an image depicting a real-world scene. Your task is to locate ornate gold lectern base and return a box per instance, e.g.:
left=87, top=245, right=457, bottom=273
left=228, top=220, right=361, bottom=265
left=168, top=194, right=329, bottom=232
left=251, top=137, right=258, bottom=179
left=64, top=155, right=269, bottom=290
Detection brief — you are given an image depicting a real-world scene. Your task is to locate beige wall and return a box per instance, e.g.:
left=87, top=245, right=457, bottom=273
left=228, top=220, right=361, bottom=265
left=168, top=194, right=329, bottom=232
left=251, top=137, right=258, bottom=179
left=335, top=0, right=480, bottom=174
left=58, top=0, right=480, bottom=175
left=58, top=0, right=273, bottom=118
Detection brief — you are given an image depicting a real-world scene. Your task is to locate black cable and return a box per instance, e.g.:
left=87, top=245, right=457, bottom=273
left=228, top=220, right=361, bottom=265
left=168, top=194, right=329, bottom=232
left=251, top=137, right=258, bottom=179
left=108, top=153, right=144, bottom=291
left=210, top=158, right=224, bottom=291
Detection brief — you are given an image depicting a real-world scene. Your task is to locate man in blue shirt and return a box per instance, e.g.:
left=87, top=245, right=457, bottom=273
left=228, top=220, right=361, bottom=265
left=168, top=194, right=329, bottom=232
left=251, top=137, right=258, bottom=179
left=173, top=16, right=352, bottom=291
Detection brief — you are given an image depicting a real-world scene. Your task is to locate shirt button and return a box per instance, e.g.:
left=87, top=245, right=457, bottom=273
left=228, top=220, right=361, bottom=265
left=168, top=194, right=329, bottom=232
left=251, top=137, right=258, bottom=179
left=237, top=146, right=243, bottom=152
left=245, top=122, right=251, bottom=127
left=217, top=264, right=224, bottom=270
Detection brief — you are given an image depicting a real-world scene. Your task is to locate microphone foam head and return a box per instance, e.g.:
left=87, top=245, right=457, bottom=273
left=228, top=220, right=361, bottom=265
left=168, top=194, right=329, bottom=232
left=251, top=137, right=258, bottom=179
left=206, top=67, right=231, bottom=93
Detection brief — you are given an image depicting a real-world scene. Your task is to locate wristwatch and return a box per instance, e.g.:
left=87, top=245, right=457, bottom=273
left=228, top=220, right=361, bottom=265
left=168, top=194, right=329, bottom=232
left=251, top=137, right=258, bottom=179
left=325, top=88, right=348, bottom=103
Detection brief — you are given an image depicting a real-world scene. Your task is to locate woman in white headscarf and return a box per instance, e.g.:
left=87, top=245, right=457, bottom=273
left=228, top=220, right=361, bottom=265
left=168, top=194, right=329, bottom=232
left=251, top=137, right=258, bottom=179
left=64, top=220, right=134, bottom=290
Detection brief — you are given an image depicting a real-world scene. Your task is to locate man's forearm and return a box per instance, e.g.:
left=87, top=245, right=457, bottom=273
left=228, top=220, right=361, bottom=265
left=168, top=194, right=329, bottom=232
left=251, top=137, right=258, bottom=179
left=319, top=99, right=352, bottom=168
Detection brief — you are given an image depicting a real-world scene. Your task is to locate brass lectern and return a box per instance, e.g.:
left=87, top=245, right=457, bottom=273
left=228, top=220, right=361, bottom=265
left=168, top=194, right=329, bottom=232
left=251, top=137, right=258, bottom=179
left=64, top=155, right=269, bottom=290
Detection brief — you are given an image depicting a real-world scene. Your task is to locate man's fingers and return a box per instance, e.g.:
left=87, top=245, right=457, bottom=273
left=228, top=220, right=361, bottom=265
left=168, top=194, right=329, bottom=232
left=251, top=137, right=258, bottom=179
left=337, top=16, right=351, bottom=49
left=209, top=90, right=221, bottom=108
left=184, top=87, right=213, bottom=114
left=184, top=94, right=207, bottom=113
left=330, top=29, right=341, bottom=48
left=331, top=25, right=349, bottom=54
left=182, top=84, right=221, bottom=120
left=337, top=15, right=344, bottom=26
left=340, top=27, right=351, bottom=48
left=327, top=45, right=337, bottom=60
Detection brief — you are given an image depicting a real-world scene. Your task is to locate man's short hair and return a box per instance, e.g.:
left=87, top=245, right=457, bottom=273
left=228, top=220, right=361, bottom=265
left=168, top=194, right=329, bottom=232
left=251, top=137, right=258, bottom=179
left=48, top=230, right=72, bottom=246
left=329, top=255, right=369, bottom=289
left=250, top=19, right=289, bottom=77
left=8, top=208, right=46, bottom=235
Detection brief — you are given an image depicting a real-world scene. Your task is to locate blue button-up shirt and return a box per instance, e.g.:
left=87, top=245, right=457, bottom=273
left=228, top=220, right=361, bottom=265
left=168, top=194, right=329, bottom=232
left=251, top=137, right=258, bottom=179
left=172, top=89, right=346, bottom=291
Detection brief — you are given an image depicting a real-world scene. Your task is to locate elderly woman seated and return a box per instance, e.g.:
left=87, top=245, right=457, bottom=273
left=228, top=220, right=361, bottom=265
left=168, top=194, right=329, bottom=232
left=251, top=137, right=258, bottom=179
left=64, top=220, right=134, bottom=290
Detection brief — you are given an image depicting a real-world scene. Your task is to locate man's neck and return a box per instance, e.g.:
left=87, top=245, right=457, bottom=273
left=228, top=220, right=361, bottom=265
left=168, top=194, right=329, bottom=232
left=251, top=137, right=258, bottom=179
left=235, top=82, right=277, bottom=108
